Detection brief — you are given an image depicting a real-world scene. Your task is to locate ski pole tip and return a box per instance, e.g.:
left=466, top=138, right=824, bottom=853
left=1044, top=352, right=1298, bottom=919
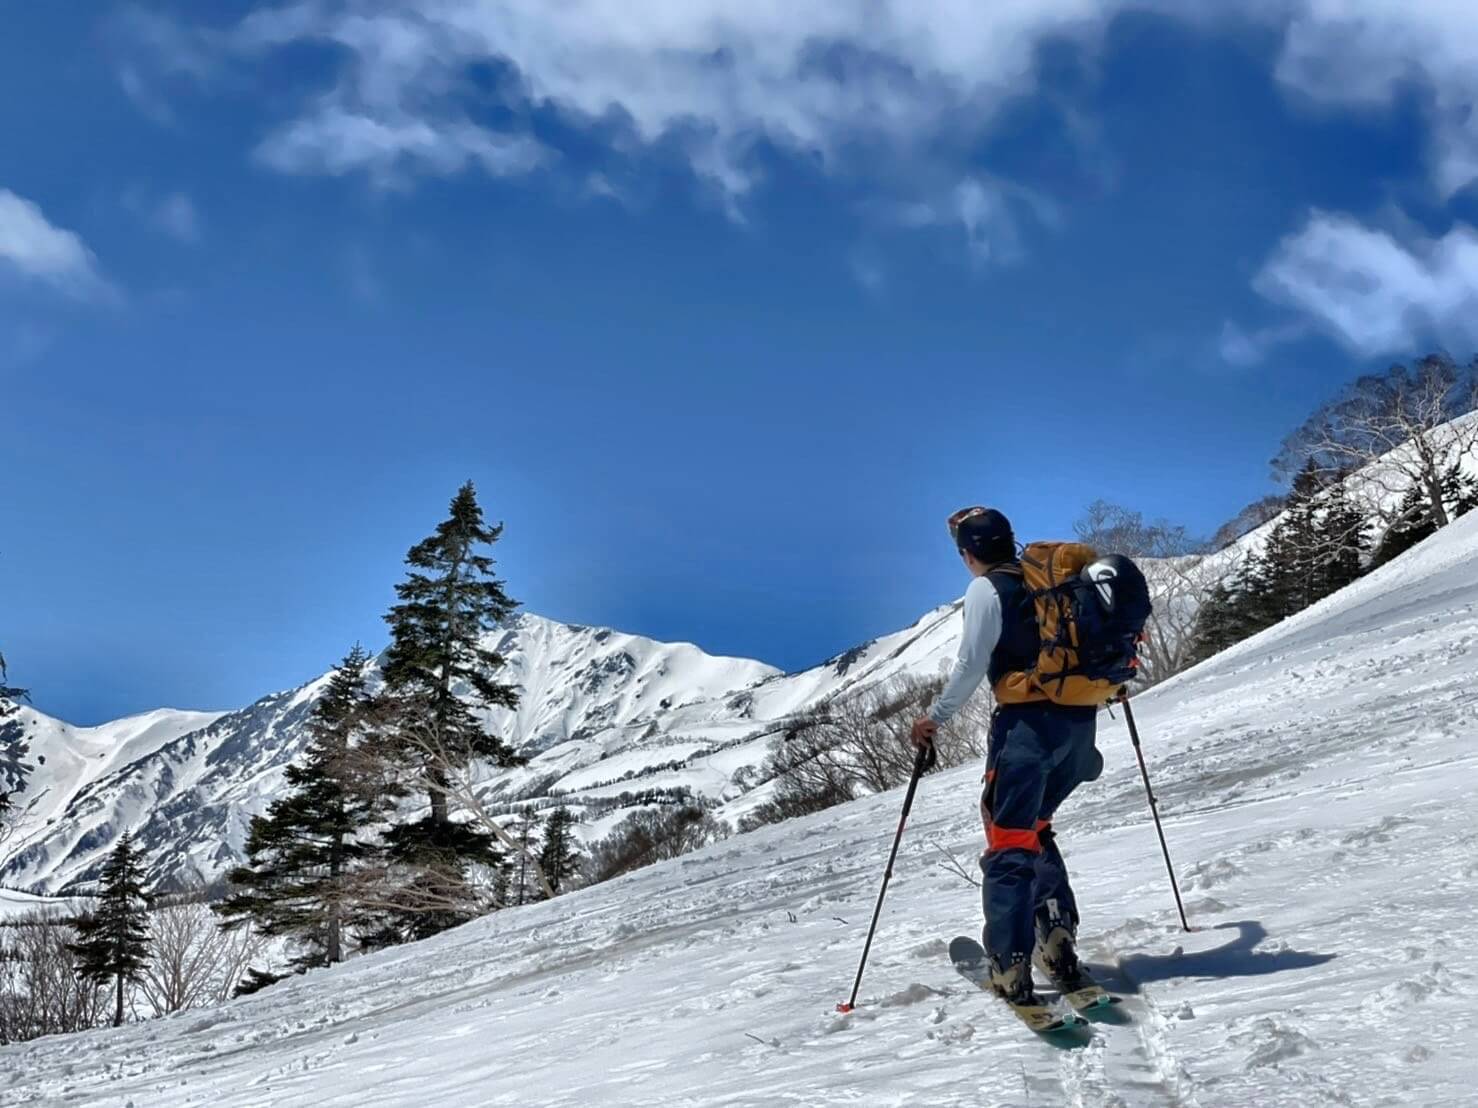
left=835, top=1002, right=854, bottom=1014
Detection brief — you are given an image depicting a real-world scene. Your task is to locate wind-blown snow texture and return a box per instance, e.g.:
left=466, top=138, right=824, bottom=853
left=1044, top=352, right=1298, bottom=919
left=5, top=502, right=1477, bottom=1105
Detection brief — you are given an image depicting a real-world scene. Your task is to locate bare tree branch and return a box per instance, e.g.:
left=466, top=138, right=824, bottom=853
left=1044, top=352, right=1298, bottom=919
left=388, top=718, right=556, bottom=902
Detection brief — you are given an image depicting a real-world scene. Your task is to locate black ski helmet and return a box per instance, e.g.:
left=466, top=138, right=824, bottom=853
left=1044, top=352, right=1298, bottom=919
left=948, top=506, right=1015, bottom=564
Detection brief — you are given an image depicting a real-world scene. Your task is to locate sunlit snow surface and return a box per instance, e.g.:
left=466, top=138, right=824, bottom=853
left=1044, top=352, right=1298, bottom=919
left=5, top=512, right=1477, bottom=1104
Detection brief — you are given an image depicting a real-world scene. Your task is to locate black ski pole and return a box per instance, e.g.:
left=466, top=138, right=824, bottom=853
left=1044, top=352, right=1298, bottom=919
left=836, top=741, right=933, bottom=1013
left=1121, top=697, right=1191, bottom=932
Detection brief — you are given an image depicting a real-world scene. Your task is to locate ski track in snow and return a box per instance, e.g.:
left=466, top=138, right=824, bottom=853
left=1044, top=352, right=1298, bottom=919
left=5, top=519, right=1478, bottom=1104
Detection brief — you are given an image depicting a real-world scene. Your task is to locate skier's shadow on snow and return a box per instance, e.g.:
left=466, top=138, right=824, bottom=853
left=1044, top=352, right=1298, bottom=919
left=1094, top=920, right=1336, bottom=990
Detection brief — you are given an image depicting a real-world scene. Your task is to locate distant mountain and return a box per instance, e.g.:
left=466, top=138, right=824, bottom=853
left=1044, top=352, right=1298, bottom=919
left=6, top=414, right=1473, bottom=895
left=0, top=615, right=783, bottom=894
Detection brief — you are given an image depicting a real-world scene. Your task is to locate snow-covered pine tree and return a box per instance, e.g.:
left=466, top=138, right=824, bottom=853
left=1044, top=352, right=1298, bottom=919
left=69, top=834, right=151, bottom=1027
left=537, top=806, right=583, bottom=894
left=376, top=481, right=524, bottom=940
left=216, top=646, right=386, bottom=968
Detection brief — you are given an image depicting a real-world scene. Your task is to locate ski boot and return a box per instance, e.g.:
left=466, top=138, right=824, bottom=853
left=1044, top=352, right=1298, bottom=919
left=989, top=955, right=1076, bottom=1032
left=1033, top=925, right=1116, bottom=1012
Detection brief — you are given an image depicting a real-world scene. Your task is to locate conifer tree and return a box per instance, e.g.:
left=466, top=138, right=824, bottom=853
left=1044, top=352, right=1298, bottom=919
left=1315, top=480, right=1367, bottom=597
left=1260, top=461, right=1324, bottom=619
left=1445, top=462, right=1477, bottom=518
left=1228, top=543, right=1281, bottom=639
left=69, top=834, right=151, bottom=1027
left=1187, top=581, right=1242, bottom=664
left=217, top=646, right=385, bottom=968
left=509, top=809, right=542, bottom=906
left=376, top=481, right=524, bottom=939
left=1372, top=482, right=1432, bottom=567
left=537, top=806, right=583, bottom=895
left=1374, top=463, right=1476, bottom=566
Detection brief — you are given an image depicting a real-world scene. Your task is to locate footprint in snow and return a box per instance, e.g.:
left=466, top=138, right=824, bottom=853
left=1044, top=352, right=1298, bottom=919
left=1184, top=858, right=1245, bottom=891
left=909, top=938, right=949, bottom=960
left=1229, top=1017, right=1316, bottom=1069
left=879, top=982, right=944, bottom=1008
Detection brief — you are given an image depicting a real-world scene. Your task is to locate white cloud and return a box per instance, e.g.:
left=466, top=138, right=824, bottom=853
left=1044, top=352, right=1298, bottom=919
left=256, top=104, right=546, bottom=183
left=0, top=189, right=107, bottom=299
left=1252, top=211, right=1478, bottom=357
left=213, top=0, right=1155, bottom=257
left=236, top=3, right=1128, bottom=190
left=1273, top=2, right=1478, bottom=198
left=117, top=2, right=1478, bottom=268
left=1216, top=318, right=1310, bottom=367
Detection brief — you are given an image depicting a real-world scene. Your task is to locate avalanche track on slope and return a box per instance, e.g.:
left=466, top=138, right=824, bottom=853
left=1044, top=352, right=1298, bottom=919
left=5, top=513, right=1478, bottom=1106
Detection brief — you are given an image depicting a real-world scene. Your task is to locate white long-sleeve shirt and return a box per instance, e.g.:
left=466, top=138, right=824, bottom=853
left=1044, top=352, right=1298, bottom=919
left=928, top=575, right=1003, bottom=724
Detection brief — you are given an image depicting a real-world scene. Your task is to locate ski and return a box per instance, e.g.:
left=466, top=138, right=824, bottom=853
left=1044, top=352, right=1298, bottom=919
left=1032, top=947, right=1125, bottom=1013
left=1057, top=984, right=1122, bottom=1013
left=948, top=936, right=1088, bottom=1035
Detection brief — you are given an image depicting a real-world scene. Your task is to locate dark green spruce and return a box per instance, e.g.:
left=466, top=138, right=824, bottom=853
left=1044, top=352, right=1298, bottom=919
left=376, top=481, right=524, bottom=940
left=1191, top=460, right=1371, bottom=664
left=69, top=834, right=151, bottom=1027
left=1373, top=463, right=1478, bottom=567
left=537, top=806, right=583, bottom=895
left=217, top=645, right=385, bottom=971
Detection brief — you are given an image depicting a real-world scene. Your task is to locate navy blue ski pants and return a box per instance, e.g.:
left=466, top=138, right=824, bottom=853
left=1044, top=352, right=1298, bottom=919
left=979, top=702, right=1102, bottom=963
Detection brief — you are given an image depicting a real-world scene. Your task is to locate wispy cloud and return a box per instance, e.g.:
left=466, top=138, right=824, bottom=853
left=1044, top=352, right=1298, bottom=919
left=1251, top=211, right=1478, bottom=358
left=124, top=1, right=1153, bottom=260
left=256, top=107, right=547, bottom=185
left=1274, top=4, right=1478, bottom=199
left=0, top=189, right=109, bottom=300
left=123, top=188, right=202, bottom=243
left=111, top=2, right=1478, bottom=270
left=342, top=243, right=382, bottom=304
left=1216, top=319, right=1311, bottom=367
left=154, top=192, right=201, bottom=243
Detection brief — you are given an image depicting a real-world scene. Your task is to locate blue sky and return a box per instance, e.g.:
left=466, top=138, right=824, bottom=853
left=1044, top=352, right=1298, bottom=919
left=4, top=3, right=1478, bottom=724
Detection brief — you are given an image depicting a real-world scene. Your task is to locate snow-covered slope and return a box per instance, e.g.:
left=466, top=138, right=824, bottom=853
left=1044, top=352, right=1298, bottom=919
left=7, top=474, right=1478, bottom=1106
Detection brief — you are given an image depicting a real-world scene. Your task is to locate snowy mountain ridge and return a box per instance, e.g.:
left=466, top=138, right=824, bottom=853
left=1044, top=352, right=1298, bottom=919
left=4, top=415, right=1474, bottom=896
left=0, top=614, right=782, bottom=894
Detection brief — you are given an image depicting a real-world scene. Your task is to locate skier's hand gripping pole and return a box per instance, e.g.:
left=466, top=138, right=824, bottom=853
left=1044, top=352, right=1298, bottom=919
left=836, top=740, right=934, bottom=1013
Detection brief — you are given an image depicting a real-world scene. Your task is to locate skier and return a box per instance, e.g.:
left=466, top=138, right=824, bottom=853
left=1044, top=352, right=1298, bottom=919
left=910, top=506, right=1106, bottom=1023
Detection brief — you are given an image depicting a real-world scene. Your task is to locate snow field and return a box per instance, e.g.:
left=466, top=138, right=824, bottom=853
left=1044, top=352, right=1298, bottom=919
left=4, top=509, right=1478, bottom=1105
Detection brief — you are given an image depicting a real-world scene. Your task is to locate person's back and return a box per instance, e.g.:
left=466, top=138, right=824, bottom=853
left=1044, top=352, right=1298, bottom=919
left=911, top=506, right=1106, bottom=1020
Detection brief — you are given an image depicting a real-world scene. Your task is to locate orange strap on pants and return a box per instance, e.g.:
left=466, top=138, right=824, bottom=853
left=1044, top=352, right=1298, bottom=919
left=981, top=769, right=1049, bottom=853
